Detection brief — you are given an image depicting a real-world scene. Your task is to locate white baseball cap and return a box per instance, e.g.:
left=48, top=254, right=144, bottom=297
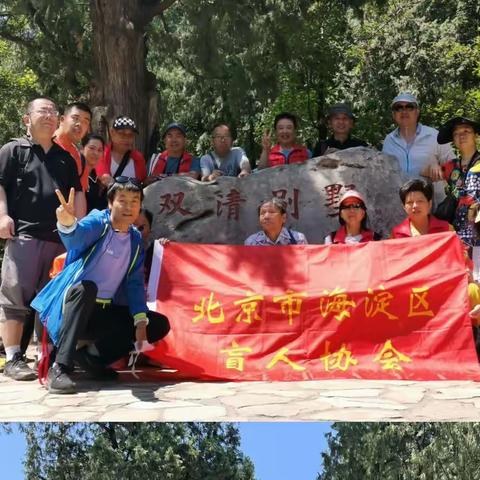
left=391, top=92, right=419, bottom=107
left=339, top=189, right=366, bottom=205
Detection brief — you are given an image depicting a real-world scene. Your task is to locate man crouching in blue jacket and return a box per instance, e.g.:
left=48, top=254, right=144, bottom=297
left=31, top=177, right=170, bottom=394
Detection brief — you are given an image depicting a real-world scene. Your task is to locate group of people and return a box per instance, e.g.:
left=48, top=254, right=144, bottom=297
left=0, top=91, right=479, bottom=394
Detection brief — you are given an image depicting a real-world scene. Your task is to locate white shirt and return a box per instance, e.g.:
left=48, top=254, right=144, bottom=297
left=110, top=158, right=135, bottom=178
left=382, top=124, right=454, bottom=177
left=324, top=233, right=363, bottom=245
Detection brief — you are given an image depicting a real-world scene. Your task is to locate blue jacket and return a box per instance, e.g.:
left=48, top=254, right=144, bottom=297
left=31, top=209, right=146, bottom=345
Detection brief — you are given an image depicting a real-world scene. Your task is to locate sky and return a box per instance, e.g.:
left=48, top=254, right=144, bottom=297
left=239, top=423, right=330, bottom=480
left=0, top=425, right=25, bottom=480
left=1, top=422, right=330, bottom=480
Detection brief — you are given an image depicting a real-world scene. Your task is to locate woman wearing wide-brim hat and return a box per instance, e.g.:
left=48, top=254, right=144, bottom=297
left=438, top=117, right=480, bottom=269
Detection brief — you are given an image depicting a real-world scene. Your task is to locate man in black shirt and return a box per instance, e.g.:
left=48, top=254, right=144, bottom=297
left=0, top=96, right=85, bottom=381
left=313, top=103, right=368, bottom=157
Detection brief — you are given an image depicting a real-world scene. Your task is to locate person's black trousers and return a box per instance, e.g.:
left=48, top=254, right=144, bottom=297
left=55, top=281, right=170, bottom=369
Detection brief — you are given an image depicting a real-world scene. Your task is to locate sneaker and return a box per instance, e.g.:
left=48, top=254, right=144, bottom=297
left=74, top=347, right=118, bottom=381
left=47, top=363, right=76, bottom=394
left=4, top=352, right=37, bottom=381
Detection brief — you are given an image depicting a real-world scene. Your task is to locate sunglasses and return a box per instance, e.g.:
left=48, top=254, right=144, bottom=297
left=392, top=103, right=416, bottom=112
left=114, top=176, right=143, bottom=189
left=340, top=203, right=364, bottom=210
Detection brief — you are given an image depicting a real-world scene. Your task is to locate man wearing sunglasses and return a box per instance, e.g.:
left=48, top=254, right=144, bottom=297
left=31, top=177, right=170, bottom=394
left=382, top=93, right=454, bottom=205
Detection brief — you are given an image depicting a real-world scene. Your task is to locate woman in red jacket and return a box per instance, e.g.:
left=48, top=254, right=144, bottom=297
left=324, top=190, right=381, bottom=244
left=257, top=112, right=311, bottom=169
left=391, top=178, right=452, bottom=238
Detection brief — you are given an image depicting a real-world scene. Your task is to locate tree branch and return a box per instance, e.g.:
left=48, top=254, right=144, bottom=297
left=26, top=0, right=57, bottom=45
left=158, top=13, right=202, bottom=80
left=137, top=0, right=179, bottom=27
left=145, top=0, right=179, bottom=18
left=100, top=424, right=119, bottom=450
left=0, top=29, right=32, bottom=49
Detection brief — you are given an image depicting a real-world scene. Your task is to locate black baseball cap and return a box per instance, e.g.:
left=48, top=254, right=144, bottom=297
left=163, top=122, right=187, bottom=137
left=327, top=103, right=355, bottom=120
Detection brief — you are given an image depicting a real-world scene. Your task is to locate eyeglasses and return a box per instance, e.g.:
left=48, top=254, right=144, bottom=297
left=213, top=135, right=232, bottom=141
left=340, top=203, right=364, bottom=210
left=29, top=108, right=59, bottom=118
left=392, top=103, right=416, bottom=112
left=114, top=176, right=143, bottom=189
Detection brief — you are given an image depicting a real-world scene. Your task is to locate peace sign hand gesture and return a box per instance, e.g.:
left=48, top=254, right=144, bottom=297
left=261, top=129, right=272, bottom=152
left=55, top=188, right=76, bottom=227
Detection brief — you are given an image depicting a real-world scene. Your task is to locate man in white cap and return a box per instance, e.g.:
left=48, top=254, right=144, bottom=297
left=382, top=93, right=454, bottom=205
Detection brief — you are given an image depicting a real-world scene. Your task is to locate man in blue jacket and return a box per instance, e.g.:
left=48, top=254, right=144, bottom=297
left=32, top=177, right=170, bottom=394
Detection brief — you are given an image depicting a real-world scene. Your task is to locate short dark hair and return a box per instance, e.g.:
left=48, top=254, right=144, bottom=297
left=399, top=178, right=433, bottom=204
left=274, top=112, right=298, bottom=130
left=81, top=133, right=105, bottom=148
left=212, top=123, right=235, bottom=138
left=258, top=197, right=288, bottom=216
left=107, top=179, right=144, bottom=203
left=140, top=208, right=153, bottom=227
left=63, top=102, right=92, bottom=117
left=338, top=202, right=368, bottom=230
left=26, top=96, right=57, bottom=113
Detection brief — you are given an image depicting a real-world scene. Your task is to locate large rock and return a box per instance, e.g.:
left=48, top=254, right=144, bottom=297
left=143, top=147, right=406, bottom=244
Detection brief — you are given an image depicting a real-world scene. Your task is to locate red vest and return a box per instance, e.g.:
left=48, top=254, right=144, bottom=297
left=151, top=150, right=194, bottom=175
left=268, top=144, right=309, bottom=167
left=97, top=143, right=147, bottom=182
left=391, top=216, right=451, bottom=238
left=331, top=226, right=378, bottom=244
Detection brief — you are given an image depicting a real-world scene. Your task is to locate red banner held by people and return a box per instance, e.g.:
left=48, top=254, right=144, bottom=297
left=146, top=232, right=480, bottom=381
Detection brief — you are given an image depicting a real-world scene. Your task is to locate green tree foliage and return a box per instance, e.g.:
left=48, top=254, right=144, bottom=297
left=0, top=0, right=91, bottom=103
left=0, top=39, right=38, bottom=140
left=336, top=0, right=480, bottom=147
left=318, top=422, right=480, bottom=480
left=18, top=422, right=255, bottom=480
left=0, top=0, right=478, bottom=156
left=148, top=0, right=357, bottom=156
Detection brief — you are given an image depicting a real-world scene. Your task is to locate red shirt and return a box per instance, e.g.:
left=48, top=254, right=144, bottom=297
left=54, top=134, right=89, bottom=191
left=96, top=143, right=147, bottom=182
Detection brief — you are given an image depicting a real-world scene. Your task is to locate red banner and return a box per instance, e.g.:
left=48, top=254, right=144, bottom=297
left=147, top=232, right=480, bottom=381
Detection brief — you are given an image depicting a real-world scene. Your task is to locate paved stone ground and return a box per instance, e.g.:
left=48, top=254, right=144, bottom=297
left=2, top=365, right=480, bottom=422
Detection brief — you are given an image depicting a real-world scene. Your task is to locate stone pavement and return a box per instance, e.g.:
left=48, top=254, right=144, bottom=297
left=2, top=366, right=480, bottom=422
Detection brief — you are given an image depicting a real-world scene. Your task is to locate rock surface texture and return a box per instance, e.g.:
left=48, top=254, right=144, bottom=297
left=143, top=147, right=406, bottom=244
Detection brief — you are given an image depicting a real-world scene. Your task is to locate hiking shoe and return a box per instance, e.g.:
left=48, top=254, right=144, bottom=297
left=74, top=347, right=118, bottom=381
left=47, top=363, right=76, bottom=394
left=4, top=352, right=37, bottom=381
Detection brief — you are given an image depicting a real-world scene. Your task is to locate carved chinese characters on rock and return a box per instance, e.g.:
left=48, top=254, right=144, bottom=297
left=216, top=189, right=246, bottom=220
left=272, top=188, right=300, bottom=219
left=324, top=183, right=356, bottom=217
left=159, top=192, right=192, bottom=216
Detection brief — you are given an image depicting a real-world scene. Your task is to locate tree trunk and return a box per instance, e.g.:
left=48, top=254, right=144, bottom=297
left=90, top=0, right=169, bottom=156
